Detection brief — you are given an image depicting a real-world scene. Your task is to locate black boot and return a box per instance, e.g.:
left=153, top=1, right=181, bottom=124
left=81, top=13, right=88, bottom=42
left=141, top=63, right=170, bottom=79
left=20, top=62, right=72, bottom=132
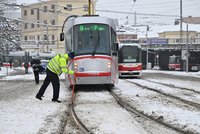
left=35, top=95, right=42, bottom=100
left=52, top=99, right=61, bottom=103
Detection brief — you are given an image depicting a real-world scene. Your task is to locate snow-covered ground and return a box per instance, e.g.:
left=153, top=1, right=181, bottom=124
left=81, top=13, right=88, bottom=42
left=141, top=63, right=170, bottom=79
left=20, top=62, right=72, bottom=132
left=0, top=67, right=200, bottom=134
left=0, top=67, right=69, bottom=134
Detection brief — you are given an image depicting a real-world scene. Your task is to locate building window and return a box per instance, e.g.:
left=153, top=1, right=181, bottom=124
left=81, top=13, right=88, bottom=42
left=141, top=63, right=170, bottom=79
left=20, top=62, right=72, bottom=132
left=66, top=4, right=72, bottom=11
left=83, top=5, right=88, bottom=11
left=31, top=23, right=34, bottom=28
left=24, top=23, right=28, bottom=29
left=52, top=35, right=55, bottom=45
left=24, top=10, right=27, bottom=16
left=29, top=36, right=35, bottom=40
left=31, top=9, right=34, bottom=15
left=51, top=5, right=55, bottom=12
left=51, top=20, right=55, bottom=25
left=37, top=9, right=40, bottom=20
left=37, top=35, right=40, bottom=41
left=24, top=36, right=27, bottom=40
left=176, top=39, right=180, bottom=43
left=44, top=6, right=47, bottom=12
left=44, top=35, right=47, bottom=40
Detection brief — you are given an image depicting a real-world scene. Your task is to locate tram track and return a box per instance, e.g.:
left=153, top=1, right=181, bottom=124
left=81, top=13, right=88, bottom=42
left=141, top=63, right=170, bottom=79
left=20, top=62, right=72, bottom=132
left=67, top=86, right=188, bottom=134
left=70, top=90, right=92, bottom=134
left=108, top=89, right=188, bottom=134
left=126, top=79, right=200, bottom=109
left=144, top=79, right=200, bottom=95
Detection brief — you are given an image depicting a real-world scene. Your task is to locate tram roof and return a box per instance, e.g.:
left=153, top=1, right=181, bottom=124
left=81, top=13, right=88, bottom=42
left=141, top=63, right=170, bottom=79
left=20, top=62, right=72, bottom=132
left=119, top=43, right=141, bottom=49
left=65, top=15, right=117, bottom=31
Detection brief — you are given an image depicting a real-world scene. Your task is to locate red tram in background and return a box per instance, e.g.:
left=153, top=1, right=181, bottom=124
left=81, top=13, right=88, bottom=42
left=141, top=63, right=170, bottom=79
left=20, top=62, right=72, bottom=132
left=118, top=42, right=142, bottom=78
left=168, top=55, right=181, bottom=70
left=168, top=55, right=199, bottom=71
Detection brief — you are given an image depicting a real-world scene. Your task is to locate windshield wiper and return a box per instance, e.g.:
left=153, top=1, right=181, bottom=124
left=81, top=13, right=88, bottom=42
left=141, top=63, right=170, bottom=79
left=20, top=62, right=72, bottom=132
left=92, top=31, right=100, bottom=56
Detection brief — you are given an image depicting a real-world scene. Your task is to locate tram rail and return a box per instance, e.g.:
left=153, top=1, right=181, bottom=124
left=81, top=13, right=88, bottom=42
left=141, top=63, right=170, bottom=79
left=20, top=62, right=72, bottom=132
left=126, top=79, right=200, bottom=109
left=68, top=85, right=191, bottom=134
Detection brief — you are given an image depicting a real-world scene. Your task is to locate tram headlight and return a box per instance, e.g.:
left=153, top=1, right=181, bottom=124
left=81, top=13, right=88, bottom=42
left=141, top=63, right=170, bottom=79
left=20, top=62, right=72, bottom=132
left=74, top=62, right=78, bottom=71
left=107, top=61, right=111, bottom=71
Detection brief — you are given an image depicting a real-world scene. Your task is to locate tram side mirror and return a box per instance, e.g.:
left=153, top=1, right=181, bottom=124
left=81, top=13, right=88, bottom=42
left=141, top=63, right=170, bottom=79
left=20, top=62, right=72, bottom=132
left=114, top=42, right=119, bottom=51
left=60, top=33, right=64, bottom=41
left=112, top=52, right=117, bottom=56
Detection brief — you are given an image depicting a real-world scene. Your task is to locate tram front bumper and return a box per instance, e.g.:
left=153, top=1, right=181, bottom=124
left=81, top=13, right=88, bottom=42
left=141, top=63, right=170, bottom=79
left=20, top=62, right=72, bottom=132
left=74, top=72, right=115, bottom=85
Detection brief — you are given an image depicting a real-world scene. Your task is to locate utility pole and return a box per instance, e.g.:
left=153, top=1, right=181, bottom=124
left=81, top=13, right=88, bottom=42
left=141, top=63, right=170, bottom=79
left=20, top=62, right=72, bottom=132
left=134, top=11, right=137, bottom=26
left=180, top=0, right=183, bottom=44
left=44, top=21, right=49, bottom=52
left=146, top=25, right=149, bottom=69
left=186, top=24, right=189, bottom=73
left=88, top=0, right=91, bottom=15
left=6, top=43, right=9, bottom=76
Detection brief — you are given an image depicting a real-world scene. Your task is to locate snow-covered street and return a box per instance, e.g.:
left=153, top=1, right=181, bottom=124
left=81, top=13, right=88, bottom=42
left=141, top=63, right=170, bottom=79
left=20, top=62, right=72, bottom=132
left=1, top=67, right=200, bottom=134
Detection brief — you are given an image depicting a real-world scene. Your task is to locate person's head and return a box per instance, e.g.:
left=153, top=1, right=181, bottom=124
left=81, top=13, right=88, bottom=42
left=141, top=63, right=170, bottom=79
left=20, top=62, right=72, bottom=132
left=64, top=52, right=75, bottom=60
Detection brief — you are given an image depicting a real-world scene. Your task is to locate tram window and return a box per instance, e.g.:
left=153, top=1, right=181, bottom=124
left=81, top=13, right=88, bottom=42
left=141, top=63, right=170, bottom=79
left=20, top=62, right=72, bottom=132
left=119, top=46, right=140, bottom=63
left=190, top=57, right=196, bottom=64
left=169, top=56, right=180, bottom=64
left=111, top=29, right=117, bottom=51
left=73, top=24, right=110, bottom=55
left=65, top=28, right=73, bottom=51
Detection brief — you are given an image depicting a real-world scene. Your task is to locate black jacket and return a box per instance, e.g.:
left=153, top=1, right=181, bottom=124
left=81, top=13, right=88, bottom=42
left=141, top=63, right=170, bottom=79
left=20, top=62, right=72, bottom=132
left=31, top=59, right=41, bottom=71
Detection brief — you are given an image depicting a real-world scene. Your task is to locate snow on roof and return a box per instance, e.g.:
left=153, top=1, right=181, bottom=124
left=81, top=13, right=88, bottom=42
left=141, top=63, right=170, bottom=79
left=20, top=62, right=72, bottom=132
left=9, top=51, right=56, bottom=57
left=118, top=23, right=200, bottom=38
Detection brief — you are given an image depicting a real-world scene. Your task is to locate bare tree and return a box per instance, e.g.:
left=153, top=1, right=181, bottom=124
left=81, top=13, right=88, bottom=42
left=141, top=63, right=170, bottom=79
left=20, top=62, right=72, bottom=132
left=0, top=0, right=22, bottom=54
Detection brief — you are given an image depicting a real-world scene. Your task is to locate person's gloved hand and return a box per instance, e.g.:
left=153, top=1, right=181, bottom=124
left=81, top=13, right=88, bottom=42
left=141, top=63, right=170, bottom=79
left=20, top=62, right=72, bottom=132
left=68, top=70, right=74, bottom=75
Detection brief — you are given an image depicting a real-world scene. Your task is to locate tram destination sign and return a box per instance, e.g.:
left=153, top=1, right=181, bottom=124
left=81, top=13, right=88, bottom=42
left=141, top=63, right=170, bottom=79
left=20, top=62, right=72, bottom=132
left=79, top=25, right=106, bottom=32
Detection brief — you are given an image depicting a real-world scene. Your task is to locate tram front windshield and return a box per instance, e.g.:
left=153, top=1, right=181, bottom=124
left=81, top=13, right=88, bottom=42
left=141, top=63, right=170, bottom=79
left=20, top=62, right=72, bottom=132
left=73, top=24, right=110, bottom=55
left=119, top=46, right=140, bottom=63
left=169, top=56, right=180, bottom=64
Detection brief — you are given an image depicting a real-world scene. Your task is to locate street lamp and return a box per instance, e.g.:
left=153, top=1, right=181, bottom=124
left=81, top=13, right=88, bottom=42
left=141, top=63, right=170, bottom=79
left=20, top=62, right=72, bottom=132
left=186, top=23, right=189, bottom=73
left=146, top=25, right=149, bottom=69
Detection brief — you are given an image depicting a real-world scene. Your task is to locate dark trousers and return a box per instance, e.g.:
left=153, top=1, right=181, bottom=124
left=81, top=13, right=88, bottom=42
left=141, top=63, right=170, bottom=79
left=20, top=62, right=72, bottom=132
left=36, top=68, right=60, bottom=100
left=33, top=71, right=39, bottom=84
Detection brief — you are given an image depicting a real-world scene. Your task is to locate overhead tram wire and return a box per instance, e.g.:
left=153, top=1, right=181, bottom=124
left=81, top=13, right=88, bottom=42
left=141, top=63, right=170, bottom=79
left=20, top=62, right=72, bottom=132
left=2, top=2, right=86, bottom=31
left=38, top=0, right=91, bottom=14
left=2, top=2, right=91, bottom=29
left=126, top=0, right=136, bottom=19
left=97, top=1, right=185, bottom=8
left=96, top=10, right=179, bottom=18
left=3, top=3, right=76, bottom=17
left=96, top=0, right=199, bottom=9
left=96, top=9, right=179, bottom=26
left=0, top=14, right=62, bottom=28
left=97, top=0, right=199, bottom=13
left=97, top=0, right=131, bottom=6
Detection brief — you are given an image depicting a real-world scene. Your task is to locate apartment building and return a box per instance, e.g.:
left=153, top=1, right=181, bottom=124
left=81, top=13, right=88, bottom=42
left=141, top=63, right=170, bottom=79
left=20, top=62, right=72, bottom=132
left=21, top=0, right=96, bottom=53
left=158, top=31, right=200, bottom=44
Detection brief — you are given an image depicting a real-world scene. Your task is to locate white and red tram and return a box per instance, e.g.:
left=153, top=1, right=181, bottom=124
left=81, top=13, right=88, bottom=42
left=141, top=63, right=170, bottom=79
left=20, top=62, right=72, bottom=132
left=118, top=43, right=142, bottom=78
left=61, top=15, right=119, bottom=87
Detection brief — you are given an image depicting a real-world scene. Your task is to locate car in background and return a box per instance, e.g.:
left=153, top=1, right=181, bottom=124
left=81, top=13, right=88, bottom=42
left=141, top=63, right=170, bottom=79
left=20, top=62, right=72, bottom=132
left=40, top=60, right=49, bottom=74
